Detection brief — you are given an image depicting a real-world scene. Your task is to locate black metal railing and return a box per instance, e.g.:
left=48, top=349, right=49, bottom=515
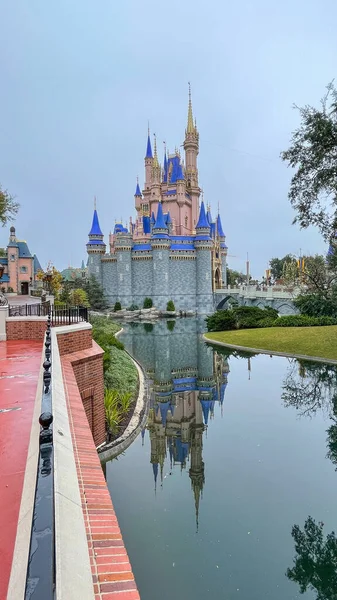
left=25, top=314, right=55, bottom=599
left=8, top=303, right=88, bottom=324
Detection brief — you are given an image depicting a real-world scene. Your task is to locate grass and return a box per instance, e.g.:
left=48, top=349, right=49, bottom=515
left=205, top=326, right=337, bottom=361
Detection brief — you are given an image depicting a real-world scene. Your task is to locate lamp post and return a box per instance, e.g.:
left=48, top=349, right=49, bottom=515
left=0, top=264, right=8, bottom=306
left=43, top=272, right=52, bottom=296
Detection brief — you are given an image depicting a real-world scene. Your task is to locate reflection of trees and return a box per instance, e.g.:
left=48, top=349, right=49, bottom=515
left=282, top=361, right=337, bottom=470
left=282, top=360, right=337, bottom=417
left=287, top=516, right=337, bottom=600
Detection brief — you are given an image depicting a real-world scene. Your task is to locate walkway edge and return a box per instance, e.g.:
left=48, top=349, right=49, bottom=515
left=203, top=334, right=337, bottom=365
left=7, top=350, right=44, bottom=600
left=98, top=327, right=149, bottom=461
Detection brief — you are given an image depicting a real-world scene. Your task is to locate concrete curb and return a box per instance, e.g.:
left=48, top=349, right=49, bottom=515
left=98, top=326, right=150, bottom=462
left=203, top=334, right=337, bottom=365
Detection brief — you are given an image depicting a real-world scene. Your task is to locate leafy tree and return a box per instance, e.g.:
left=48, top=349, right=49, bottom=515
left=0, top=248, right=6, bottom=257
left=269, top=254, right=295, bottom=280
left=69, top=288, right=89, bottom=307
left=0, top=185, right=19, bottom=226
left=37, top=261, right=63, bottom=297
left=72, top=275, right=108, bottom=310
left=281, top=82, right=337, bottom=240
left=287, top=516, right=337, bottom=599
left=227, top=268, right=248, bottom=285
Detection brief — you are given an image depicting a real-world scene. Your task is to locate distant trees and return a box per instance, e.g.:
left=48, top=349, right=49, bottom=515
left=0, top=184, right=19, bottom=227
left=227, top=268, right=248, bottom=286
left=269, top=255, right=295, bottom=280
left=37, top=261, right=63, bottom=297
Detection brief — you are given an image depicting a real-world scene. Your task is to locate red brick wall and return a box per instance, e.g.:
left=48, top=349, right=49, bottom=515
left=6, top=319, right=47, bottom=340
left=58, top=333, right=105, bottom=447
left=71, top=344, right=105, bottom=447
left=57, top=329, right=92, bottom=356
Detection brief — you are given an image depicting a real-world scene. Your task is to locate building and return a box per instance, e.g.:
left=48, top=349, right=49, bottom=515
left=61, top=260, right=87, bottom=282
left=87, top=89, right=227, bottom=313
left=0, top=226, right=42, bottom=294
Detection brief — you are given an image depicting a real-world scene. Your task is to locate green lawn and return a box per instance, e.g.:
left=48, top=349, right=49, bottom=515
left=205, top=326, right=337, bottom=361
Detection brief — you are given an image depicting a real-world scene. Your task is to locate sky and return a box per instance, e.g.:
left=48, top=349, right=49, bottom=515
left=0, top=0, right=336, bottom=278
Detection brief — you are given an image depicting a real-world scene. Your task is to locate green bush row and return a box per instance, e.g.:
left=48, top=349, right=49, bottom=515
left=206, top=306, right=337, bottom=332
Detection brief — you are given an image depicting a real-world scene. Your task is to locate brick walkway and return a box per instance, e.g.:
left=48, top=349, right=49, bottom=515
left=62, top=355, right=140, bottom=600
left=0, top=340, right=42, bottom=599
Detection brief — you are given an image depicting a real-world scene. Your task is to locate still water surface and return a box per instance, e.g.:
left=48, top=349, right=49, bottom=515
left=105, top=319, right=337, bottom=600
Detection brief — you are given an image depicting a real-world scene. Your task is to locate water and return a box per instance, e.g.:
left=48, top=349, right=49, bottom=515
left=105, top=318, right=337, bottom=600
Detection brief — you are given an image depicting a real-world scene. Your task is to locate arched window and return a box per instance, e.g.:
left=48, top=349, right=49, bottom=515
left=185, top=215, right=188, bottom=229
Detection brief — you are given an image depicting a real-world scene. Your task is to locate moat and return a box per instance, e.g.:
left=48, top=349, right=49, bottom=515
left=105, top=318, right=337, bottom=600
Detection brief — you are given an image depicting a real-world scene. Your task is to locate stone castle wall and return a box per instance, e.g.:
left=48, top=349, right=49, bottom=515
left=90, top=249, right=214, bottom=312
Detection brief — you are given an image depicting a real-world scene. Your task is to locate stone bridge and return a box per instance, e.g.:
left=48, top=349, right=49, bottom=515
left=213, top=285, right=299, bottom=315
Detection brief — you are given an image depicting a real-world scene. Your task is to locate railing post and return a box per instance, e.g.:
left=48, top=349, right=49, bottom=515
left=25, top=311, right=55, bottom=598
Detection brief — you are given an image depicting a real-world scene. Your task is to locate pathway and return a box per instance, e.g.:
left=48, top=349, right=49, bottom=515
left=0, top=340, right=42, bottom=599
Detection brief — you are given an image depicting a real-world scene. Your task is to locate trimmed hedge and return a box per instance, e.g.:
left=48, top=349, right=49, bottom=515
left=143, top=297, right=153, bottom=308
left=206, top=307, right=337, bottom=332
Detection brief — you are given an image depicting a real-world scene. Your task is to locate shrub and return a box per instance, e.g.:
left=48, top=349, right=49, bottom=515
left=294, top=292, right=337, bottom=317
left=273, top=315, right=337, bottom=327
left=70, top=288, right=90, bottom=307
left=7, top=286, right=14, bottom=293
left=143, top=297, right=153, bottom=309
left=114, top=301, right=122, bottom=312
left=54, top=300, right=67, bottom=308
left=167, top=320, right=176, bottom=332
left=128, top=304, right=139, bottom=311
left=144, top=323, right=153, bottom=332
left=206, top=310, right=237, bottom=332
left=166, top=300, right=175, bottom=311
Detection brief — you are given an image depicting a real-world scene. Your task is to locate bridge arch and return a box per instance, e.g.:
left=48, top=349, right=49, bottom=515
left=216, top=295, right=238, bottom=310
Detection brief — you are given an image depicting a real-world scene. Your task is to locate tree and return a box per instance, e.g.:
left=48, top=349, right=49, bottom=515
left=287, top=516, right=337, bottom=599
left=0, top=185, right=19, bottom=227
left=269, top=254, right=295, bottom=280
left=72, top=275, right=108, bottom=310
left=37, top=261, right=63, bottom=297
left=69, top=288, right=90, bottom=307
left=227, top=268, right=247, bottom=285
left=281, top=82, right=337, bottom=240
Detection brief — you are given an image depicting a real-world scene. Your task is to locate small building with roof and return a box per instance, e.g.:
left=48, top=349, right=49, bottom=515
left=86, top=88, right=227, bottom=313
left=0, top=226, right=42, bottom=294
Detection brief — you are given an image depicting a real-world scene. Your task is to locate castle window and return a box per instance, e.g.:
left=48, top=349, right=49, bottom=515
left=20, top=266, right=27, bottom=273
left=10, top=254, right=15, bottom=261
left=185, top=216, right=188, bottom=229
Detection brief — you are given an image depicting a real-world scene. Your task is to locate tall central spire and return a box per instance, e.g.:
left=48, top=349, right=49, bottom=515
left=187, top=82, right=195, bottom=135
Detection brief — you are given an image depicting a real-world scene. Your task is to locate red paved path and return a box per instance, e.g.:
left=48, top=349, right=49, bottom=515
left=0, top=340, right=42, bottom=600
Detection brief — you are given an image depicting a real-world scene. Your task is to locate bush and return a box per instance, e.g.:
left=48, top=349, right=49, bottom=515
left=128, top=304, right=139, bottom=311
left=143, top=297, right=153, bottom=309
left=206, top=306, right=277, bottom=332
left=206, top=310, right=237, bottom=332
left=294, top=292, right=337, bottom=317
left=166, top=300, right=175, bottom=312
left=167, top=320, right=176, bottom=332
left=7, top=286, right=14, bottom=293
left=114, top=301, right=122, bottom=312
left=144, top=323, right=153, bottom=332
left=273, top=315, right=337, bottom=327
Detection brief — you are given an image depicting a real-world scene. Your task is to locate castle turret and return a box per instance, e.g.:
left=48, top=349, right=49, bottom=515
left=144, top=127, right=153, bottom=188
left=184, top=84, right=200, bottom=230
left=87, top=203, right=106, bottom=283
left=194, top=201, right=213, bottom=313
left=217, top=212, right=227, bottom=286
left=114, top=227, right=133, bottom=308
left=151, top=202, right=170, bottom=310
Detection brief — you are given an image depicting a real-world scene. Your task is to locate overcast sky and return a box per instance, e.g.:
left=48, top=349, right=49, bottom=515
left=0, top=0, right=335, bottom=277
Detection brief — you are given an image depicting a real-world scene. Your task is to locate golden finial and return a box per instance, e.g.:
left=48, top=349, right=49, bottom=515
left=94, top=196, right=97, bottom=210
left=148, top=121, right=150, bottom=136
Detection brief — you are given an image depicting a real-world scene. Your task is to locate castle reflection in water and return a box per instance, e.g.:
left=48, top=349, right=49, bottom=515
left=121, top=318, right=229, bottom=528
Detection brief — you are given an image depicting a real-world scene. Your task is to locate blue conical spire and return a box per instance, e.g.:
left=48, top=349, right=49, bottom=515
left=146, top=131, right=153, bottom=159
left=153, top=202, right=168, bottom=231
left=150, top=211, right=156, bottom=225
left=135, top=178, right=142, bottom=197
left=200, top=399, right=212, bottom=425
left=89, top=209, right=103, bottom=236
left=163, top=149, right=168, bottom=182
left=207, top=205, right=213, bottom=224
left=166, top=211, right=172, bottom=224
left=196, top=201, right=209, bottom=229
left=217, top=213, right=225, bottom=237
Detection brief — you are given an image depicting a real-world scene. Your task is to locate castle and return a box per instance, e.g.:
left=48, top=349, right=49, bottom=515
left=87, top=89, right=227, bottom=313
